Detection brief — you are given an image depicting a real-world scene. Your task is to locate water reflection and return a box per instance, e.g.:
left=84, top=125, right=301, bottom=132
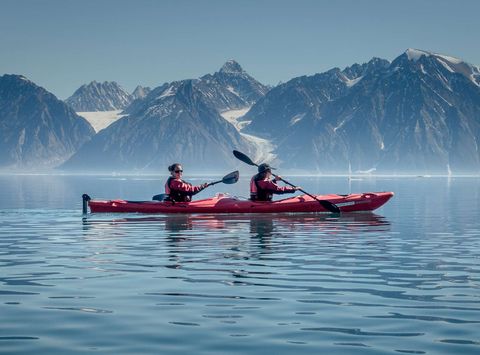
left=81, top=213, right=390, bottom=264
left=82, top=212, right=390, bottom=235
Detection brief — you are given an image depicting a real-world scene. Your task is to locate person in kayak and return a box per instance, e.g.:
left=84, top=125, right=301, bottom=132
left=165, top=163, right=208, bottom=202
left=250, top=163, right=301, bottom=201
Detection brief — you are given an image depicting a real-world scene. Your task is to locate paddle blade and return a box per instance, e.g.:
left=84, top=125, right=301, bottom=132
left=319, top=200, right=341, bottom=213
left=222, top=170, right=239, bottom=184
left=233, top=150, right=257, bottom=166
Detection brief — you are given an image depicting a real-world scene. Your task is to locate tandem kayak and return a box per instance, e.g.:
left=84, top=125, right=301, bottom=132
left=84, top=192, right=394, bottom=214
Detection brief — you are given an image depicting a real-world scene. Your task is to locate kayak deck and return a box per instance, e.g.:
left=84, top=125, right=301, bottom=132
left=86, top=192, right=394, bottom=214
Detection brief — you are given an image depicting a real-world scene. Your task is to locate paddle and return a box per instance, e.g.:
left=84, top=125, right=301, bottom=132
left=152, top=170, right=239, bottom=201
left=205, top=170, right=239, bottom=187
left=232, top=150, right=340, bottom=213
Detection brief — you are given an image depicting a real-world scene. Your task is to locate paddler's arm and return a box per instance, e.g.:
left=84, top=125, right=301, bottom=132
left=170, top=180, right=208, bottom=195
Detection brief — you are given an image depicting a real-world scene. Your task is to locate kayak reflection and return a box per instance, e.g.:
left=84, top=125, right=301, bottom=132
left=82, top=212, right=390, bottom=235
left=81, top=213, right=390, bottom=269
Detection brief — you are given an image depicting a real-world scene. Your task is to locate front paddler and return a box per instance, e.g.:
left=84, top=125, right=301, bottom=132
left=165, top=163, right=208, bottom=202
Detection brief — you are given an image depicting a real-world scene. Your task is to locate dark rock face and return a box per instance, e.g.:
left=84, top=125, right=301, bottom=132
left=244, top=50, right=480, bottom=174
left=0, top=74, right=95, bottom=169
left=65, top=81, right=133, bottom=111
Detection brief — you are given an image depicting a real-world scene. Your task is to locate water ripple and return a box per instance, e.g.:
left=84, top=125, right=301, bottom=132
left=300, top=327, right=424, bottom=337
left=1, top=175, right=480, bottom=354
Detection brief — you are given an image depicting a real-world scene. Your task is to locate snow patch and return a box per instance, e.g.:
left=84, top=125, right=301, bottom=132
left=345, top=76, right=363, bottom=87
left=436, top=58, right=455, bottom=73
left=220, top=107, right=276, bottom=164
left=289, top=113, right=305, bottom=126
left=437, top=54, right=462, bottom=64
left=406, top=49, right=463, bottom=66
left=220, top=107, right=251, bottom=130
left=333, top=114, right=354, bottom=132
left=405, top=48, right=430, bottom=61
left=158, top=86, right=175, bottom=99
left=226, top=85, right=239, bottom=96
left=77, top=110, right=126, bottom=132
left=240, top=132, right=276, bottom=163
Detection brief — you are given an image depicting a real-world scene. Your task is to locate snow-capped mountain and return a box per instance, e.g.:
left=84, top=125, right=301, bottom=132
left=404, top=49, right=480, bottom=86
left=244, top=49, right=480, bottom=174
left=65, top=81, right=133, bottom=111
left=61, top=61, right=268, bottom=172
left=244, top=57, right=390, bottom=139
left=0, top=74, right=95, bottom=169
left=131, top=85, right=151, bottom=100
left=61, top=78, right=254, bottom=172
left=197, top=60, right=269, bottom=112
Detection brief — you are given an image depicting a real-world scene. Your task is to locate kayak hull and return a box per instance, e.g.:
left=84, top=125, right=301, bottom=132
left=87, top=192, right=394, bottom=214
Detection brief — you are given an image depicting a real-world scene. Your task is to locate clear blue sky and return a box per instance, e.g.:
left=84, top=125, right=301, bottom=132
left=1, top=0, right=479, bottom=99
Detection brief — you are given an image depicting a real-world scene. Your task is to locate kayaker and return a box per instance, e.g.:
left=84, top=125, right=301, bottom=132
left=250, top=163, right=301, bottom=201
left=165, top=163, right=208, bottom=202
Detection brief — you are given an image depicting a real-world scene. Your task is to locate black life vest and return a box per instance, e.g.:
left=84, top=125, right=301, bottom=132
left=165, top=177, right=192, bottom=202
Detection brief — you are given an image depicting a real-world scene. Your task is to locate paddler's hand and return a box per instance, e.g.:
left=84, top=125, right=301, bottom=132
left=275, top=175, right=282, bottom=181
left=294, top=186, right=302, bottom=191
left=200, top=183, right=209, bottom=190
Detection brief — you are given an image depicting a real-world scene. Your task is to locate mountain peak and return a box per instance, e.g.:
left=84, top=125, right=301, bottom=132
left=131, top=85, right=151, bottom=99
left=404, top=48, right=464, bottom=65
left=404, top=48, right=432, bottom=61
left=86, top=80, right=119, bottom=88
left=219, top=60, right=244, bottom=74
left=66, top=80, right=132, bottom=111
left=400, top=49, right=480, bottom=87
left=1, top=74, right=34, bottom=85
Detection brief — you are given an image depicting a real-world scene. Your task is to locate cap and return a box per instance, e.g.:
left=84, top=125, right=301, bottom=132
left=258, top=163, right=274, bottom=173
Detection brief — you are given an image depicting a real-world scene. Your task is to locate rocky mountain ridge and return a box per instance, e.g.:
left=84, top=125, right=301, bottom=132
left=0, top=74, right=95, bottom=169
left=2, top=51, right=480, bottom=174
left=65, top=81, right=133, bottom=111
left=243, top=49, right=480, bottom=174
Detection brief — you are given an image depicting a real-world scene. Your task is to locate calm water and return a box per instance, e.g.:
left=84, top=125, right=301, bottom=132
left=0, top=174, right=479, bottom=354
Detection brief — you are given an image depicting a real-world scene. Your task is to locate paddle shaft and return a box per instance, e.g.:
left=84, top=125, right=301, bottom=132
left=206, top=180, right=222, bottom=187
left=271, top=174, right=320, bottom=201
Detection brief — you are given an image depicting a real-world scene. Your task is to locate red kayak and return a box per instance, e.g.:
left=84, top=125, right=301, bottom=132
left=85, top=192, right=394, bottom=214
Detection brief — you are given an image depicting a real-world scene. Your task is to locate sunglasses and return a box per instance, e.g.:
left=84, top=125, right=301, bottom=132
left=174, top=170, right=183, bottom=173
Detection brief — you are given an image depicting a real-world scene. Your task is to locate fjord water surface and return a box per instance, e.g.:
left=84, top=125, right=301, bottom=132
left=0, top=175, right=479, bottom=354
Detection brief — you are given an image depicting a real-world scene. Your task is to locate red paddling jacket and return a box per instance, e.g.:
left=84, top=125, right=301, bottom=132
left=250, top=174, right=296, bottom=201
left=165, top=177, right=204, bottom=202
